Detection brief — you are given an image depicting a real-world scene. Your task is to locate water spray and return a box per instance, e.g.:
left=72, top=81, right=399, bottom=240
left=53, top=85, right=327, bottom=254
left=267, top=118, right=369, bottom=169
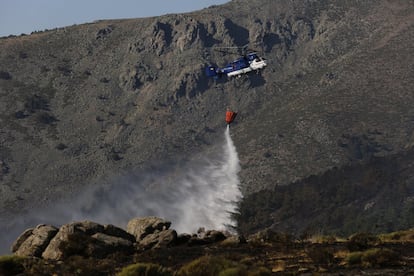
left=0, top=126, right=242, bottom=253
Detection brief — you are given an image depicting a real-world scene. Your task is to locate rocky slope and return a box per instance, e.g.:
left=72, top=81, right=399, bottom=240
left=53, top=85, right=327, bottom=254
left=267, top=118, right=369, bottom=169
left=4, top=217, right=414, bottom=275
left=0, top=0, right=413, bottom=243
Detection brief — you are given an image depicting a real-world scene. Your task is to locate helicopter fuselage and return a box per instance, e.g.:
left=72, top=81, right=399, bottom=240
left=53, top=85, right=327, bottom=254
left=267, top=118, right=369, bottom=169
left=227, top=57, right=267, bottom=77
left=206, top=52, right=267, bottom=79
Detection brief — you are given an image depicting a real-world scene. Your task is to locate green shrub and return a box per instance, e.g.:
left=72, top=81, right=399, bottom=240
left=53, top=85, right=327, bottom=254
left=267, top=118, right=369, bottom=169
left=0, top=255, right=25, bottom=275
left=309, top=234, right=339, bottom=244
left=307, top=246, right=335, bottom=266
left=177, top=255, right=236, bottom=276
left=251, top=229, right=294, bottom=244
left=361, top=248, right=400, bottom=267
left=117, top=262, right=171, bottom=276
left=217, top=266, right=271, bottom=276
left=218, top=267, right=243, bottom=276
left=247, top=266, right=272, bottom=276
left=346, top=248, right=400, bottom=268
left=177, top=256, right=270, bottom=276
left=347, top=233, right=380, bottom=251
left=379, top=229, right=414, bottom=242
left=345, top=251, right=363, bottom=266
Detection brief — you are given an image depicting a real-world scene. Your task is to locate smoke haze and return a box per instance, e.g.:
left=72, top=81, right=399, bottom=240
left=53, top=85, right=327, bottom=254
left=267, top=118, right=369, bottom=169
left=0, top=126, right=242, bottom=253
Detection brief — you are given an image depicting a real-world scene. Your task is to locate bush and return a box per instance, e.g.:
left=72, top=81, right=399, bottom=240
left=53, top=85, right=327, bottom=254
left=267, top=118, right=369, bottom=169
left=307, top=246, right=335, bottom=266
left=249, top=229, right=294, bottom=246
left=379, top=229, right=414, bottom=242
left=0, top=255, right=25, bottom=275
left=177, top=255, right=270, bottom=276
left=361, top=248, right=400, bottom=267
left=308, top=234, right=338, bottom=244
left=246, top=267, right=272, bottom=276
left=56, top=143, right=67, bottom=150
left=24, top=94, right=50, bottom=112
left=117, top=262, right=171, bottom=276
left=177, top=255, right=236, bottom=276
left=218, top=267, right=243, bottom=276
left=347, top=232, right=380, bottom=251
left=218, top=266, right=271, bottom=276
left=345, top=248, right=400, bottom=268
left=0, top=71, right=12, bottom=80
left=345, top=251, right=363, bottom=266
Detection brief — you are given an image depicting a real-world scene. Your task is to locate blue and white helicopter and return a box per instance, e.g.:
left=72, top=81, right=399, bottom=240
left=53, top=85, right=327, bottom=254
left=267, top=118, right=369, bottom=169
left=205, top=45, right=267, bottom=79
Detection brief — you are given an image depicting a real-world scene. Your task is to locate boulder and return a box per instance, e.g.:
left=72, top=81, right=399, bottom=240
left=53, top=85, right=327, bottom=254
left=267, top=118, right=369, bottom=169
left=11, top=228, right=33, bottom=253
left=127, top=217, right=171, bottom=241
left=92, top=232, right=133, bottom=248
left=139, top=229, right=177, bottom=249
left=38, top=220, right=140, bottom=260
left=188, top=230, right=227, bottom=246
left=203, top=230, right=227, bottom=243
left=221, top=235, right=247, bottom=245
left=42, top=223, right=78, bottom=260
left=90, top=233, right=134, bottom=257
left=103, top=224, right=135, bottom=242
left=42, top=220, right=104, bottom=260
left=12, top=225, right=58, bottom=257
left=96, top=26, right=113, bottom=39
left=71, top=220, right=104, bottom=235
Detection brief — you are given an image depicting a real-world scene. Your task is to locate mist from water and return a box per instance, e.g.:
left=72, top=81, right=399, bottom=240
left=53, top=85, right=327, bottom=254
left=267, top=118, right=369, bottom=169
left=0, top=126, right=242, bottom=253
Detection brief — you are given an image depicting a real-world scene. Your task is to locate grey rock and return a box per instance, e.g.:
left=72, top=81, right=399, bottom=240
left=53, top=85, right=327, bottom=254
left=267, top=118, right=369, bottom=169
left=127, top=217, right=171, bottom=241
left=13, top=224, right=58, bottom=257
left=222, top=235, right=247, bottom=245
left=72, top=220, right=104, bottom=235
left=11, top=228, right=33, bottom=253
left=90, top=232, right=134, bottom=257
left=188, top=230, right=227, bottom=245
left=40, top=220, right=138, bottom=260
left=41, top=221, right=104, bottom=260
left=42, top=223, right=78, bottom=260
left=103, top=224, right=135, bottom=242
left=92, top=232, right=133, bottom=248
left=139, top=229, right=177, bottom=249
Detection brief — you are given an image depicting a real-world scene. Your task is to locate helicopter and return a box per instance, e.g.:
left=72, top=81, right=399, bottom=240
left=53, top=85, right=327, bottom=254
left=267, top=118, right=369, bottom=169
left=205, top=45, right=267, bottom=79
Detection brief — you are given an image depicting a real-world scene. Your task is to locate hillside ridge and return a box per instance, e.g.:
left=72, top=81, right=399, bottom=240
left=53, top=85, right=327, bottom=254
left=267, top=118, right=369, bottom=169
left=0, top=0, right=413, bottom=250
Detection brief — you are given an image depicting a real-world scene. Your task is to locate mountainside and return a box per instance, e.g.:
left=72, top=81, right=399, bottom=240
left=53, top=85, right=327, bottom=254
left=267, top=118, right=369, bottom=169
left=0, top=0, right=413, bottom=238
left=238, top=147, right=414, bottom=236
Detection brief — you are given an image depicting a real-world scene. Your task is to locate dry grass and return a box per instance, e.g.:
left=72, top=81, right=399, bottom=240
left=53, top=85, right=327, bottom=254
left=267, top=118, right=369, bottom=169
left=379, top=229, right=414, bottom=243
left=345, top=248, right=400, bottom=268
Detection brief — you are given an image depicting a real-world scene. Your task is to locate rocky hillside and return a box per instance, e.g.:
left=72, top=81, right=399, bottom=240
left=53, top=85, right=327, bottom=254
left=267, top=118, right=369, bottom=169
left=0, top=0, right=413, bottom=240
left=238, top=147, right=414, bottom=236
left=3, top=217, right=414, bottom=275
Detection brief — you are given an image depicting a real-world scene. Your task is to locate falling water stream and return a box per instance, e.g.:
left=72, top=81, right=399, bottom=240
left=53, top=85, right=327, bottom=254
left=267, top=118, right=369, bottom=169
left=0, top=126, right=242, bottom=253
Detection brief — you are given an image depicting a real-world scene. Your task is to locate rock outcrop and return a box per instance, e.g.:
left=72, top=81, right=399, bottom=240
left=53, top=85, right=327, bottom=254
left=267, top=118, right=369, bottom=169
left=12, top=224, right=58, bottom=257
left=41, top=221, right=134, bottom=260
left=127, top=217, right=177, bottom=249
left=139, top=229, right=177, bottom=250
left=127, top=216, right=171, bottom=240
left=11, top=217, right=231, bottom=260
left=188, top=229, right=227, bottom=245
left=11, top=220, right=134, bottom=260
